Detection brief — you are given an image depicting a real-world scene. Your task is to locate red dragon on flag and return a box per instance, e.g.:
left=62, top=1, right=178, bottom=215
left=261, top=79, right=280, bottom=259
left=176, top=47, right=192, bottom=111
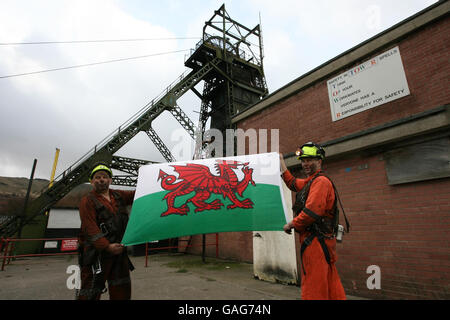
left=158, top=160, right=256, bottom=217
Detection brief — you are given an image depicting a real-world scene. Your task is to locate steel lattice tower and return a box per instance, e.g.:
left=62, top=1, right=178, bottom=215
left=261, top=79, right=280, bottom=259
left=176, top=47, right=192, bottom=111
left=1, top=5, right=268, bottom=251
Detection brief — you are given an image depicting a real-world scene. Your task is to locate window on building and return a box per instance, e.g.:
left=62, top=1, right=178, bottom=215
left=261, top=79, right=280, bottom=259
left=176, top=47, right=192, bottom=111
left=384, top=136, right=450, bottom=185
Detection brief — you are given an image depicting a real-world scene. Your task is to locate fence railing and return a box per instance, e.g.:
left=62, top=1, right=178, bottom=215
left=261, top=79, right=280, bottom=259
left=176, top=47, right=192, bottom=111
left=1, top=235, right=220, bottom=271
left=1, top=237, right=78, bottom=271
left=144, top=234, right=219, bottom=267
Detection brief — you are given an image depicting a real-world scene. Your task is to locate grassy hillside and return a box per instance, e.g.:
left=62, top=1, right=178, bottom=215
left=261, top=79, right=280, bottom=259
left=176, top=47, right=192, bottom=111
left=0, top=176, right=92, bottom=215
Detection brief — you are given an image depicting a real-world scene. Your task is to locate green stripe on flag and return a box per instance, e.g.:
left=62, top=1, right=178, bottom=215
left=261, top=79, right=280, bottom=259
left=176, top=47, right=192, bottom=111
left=122, top=183, right=286, bottom=246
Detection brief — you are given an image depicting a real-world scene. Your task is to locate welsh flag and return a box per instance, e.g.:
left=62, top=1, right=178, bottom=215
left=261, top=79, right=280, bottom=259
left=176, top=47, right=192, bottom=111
left=121, top=152, right=289, bottom=246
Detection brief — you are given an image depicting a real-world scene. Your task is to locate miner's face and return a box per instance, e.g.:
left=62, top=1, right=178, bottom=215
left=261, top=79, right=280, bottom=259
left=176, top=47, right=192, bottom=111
left=90, top=170, right=112, bottom=193
left=300, top=158, right=322, bottom=176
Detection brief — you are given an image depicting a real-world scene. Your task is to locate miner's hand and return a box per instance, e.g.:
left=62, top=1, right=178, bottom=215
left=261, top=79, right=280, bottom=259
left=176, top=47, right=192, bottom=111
left=283, top=222, right=293, bottom=235
left=107, top=243, right=124, bottom=255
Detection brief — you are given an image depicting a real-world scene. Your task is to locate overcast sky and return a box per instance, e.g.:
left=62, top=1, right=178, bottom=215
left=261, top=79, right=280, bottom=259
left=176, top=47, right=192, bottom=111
left=0, top=0, right=438, bottom=180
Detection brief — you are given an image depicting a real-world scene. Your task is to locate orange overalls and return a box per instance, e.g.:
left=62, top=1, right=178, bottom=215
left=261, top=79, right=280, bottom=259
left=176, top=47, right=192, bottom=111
left=282, top=170, right=346, bottom=300
left=77, top=189, right=135, bottom=300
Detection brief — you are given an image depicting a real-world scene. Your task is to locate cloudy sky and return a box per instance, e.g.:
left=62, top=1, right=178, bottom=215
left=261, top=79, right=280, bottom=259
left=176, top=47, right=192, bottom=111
left=0, top=0, right=437, bottom=179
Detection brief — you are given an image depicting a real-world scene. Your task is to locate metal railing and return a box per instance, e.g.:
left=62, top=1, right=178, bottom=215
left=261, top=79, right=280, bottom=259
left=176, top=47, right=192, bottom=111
left=144, top=234, right=219, bottom=267
left=1, top=237, right=78, bottom=271
left=185, top=33, right=261, bottom=67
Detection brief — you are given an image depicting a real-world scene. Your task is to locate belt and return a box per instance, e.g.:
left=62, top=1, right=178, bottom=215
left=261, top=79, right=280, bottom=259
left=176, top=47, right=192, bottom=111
left=300, top=233, right=331, bottom=275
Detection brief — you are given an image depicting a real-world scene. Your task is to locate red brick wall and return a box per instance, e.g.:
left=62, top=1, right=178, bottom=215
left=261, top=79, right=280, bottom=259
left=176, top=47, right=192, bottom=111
left=323, top=155, right=450, bottom=299
left=238, top=16, right=450, bottom=152
left=233, top=16, right=450, bottom=299
left=186, top=232, right=253, bottom=263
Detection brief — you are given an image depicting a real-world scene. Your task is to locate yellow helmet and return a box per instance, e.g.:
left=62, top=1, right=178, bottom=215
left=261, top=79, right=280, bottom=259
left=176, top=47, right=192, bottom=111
left=295, top=142, right=325, bottom=160
left=89, top=164, right=112, bottom=181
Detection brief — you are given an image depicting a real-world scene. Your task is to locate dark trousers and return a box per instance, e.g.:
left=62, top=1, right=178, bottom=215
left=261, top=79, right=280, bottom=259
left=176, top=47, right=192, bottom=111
left=77, top=253, right=132, bottom=300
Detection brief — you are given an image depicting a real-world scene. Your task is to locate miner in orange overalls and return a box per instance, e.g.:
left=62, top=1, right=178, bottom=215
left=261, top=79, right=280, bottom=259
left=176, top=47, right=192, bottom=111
left=280, top=142, right=347, bottom=300
left=77, top=164, right=136, bottom=300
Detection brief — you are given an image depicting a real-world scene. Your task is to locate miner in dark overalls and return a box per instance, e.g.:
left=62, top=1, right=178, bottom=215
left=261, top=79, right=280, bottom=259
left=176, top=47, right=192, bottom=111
left=77, top=164, right=135, bottom=300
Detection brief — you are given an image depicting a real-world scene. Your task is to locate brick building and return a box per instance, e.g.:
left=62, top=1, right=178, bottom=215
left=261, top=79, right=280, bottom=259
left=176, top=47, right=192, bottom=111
left=187, top=1, right=449, bottom=299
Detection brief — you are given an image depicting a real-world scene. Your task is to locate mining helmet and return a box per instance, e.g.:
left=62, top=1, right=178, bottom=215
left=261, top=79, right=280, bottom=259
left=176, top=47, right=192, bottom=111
left=296, top=142, right=325, bottom=160
left=89, top=164, right=113, bottom=181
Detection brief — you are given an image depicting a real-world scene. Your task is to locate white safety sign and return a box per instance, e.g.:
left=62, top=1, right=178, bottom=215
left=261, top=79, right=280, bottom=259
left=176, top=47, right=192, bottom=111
left=327, top=46, right=410, bottom=121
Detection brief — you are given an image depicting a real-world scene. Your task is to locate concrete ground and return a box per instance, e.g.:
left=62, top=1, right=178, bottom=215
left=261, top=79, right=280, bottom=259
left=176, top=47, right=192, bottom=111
left=0, top=253, right=364, bottom=300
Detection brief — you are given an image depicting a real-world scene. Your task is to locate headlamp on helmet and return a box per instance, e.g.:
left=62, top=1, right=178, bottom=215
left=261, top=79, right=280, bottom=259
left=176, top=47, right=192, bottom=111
left=296, top=142, right=325, bottom=160
left=89, top=164, right=113, bottom=181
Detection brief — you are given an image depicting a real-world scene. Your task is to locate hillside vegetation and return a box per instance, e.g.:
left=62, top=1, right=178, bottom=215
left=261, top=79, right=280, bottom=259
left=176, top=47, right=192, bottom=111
left=0, top=176, right=92, bottom=215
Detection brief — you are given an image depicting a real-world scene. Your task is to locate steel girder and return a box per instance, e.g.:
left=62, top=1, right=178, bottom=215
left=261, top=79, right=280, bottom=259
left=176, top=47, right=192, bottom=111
left=4, top=5, right=268, bottom=240
left=1, top=57, right=223, bottom=238
left=145, top=128, right=175, bottom=163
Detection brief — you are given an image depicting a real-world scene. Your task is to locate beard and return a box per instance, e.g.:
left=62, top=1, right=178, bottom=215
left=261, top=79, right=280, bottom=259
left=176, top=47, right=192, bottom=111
left=302, top=162, right=318, bottom=176
left=93, top=182, right=109, bottom=193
